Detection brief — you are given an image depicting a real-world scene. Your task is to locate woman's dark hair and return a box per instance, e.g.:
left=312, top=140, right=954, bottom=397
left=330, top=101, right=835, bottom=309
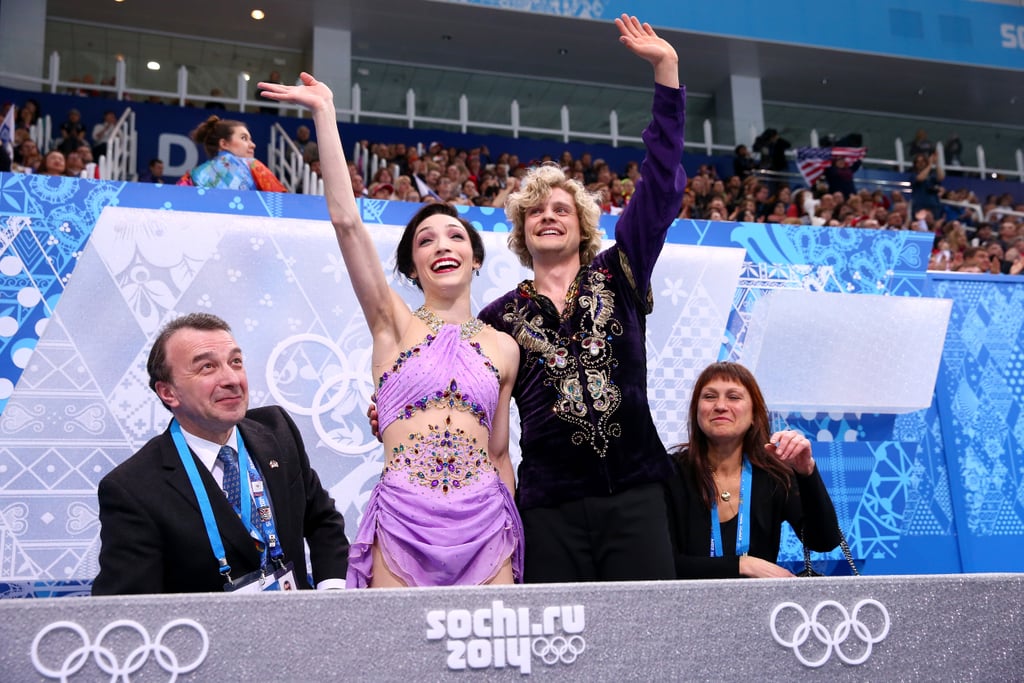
left=671, top=362, right=792, bottom=509
left=395, top=203, right=484, bottom=290
left=190, top=115, right=244, bottom=158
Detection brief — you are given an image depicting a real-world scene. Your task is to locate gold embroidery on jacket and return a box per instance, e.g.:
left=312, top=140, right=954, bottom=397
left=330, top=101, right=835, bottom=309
left=502, top=267, right=624, bottom=457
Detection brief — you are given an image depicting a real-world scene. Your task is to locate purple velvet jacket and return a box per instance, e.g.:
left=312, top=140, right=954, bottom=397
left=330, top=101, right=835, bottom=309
left=479, top=83, right=687, bottom=511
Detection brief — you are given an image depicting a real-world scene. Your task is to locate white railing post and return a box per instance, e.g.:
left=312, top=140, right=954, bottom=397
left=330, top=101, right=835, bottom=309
left=610, top=110, right=619, bottom=148
left=703, top=119, right=713, bottom=156
left=349, top=83, right=360, bottom=124
left=511, top=100, right=520, bottom=139
left=976, top=145, right=987, bottom=179
left=236, top=73, right=248, bottom=112
left=98, top=149, right=109, bottom=180
left=176, top=66, right=189, bottom=107
left=560, top=106, right=570, bottom=144
left=48, top=52, right=60, bottom=93
left=459, top=95, right=468, bottom=134
left=129, top=112, right=138, bottom=180
left=894, top=137, right=905, bottom=173
left=1016, top=149, right=1024, bottom=183
left=115, top=57, right=126, bottom=101
left=406, top=89, right=416, bottom=129
left=935, top=141, right=945, bottom=175
left=810, top=129, right=819, bottom=148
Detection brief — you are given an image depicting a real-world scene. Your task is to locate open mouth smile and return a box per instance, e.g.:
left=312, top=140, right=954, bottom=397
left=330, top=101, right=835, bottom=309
left=431, top=258, right=461, bottom=273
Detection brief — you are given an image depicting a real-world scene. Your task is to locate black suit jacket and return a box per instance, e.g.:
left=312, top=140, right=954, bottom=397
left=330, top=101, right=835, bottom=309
left=664, top=456, right=841, bottom=579
left=93, top=406, right=349, bottom=594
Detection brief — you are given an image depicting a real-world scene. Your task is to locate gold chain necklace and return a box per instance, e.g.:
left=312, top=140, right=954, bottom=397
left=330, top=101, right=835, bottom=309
left=413, top=306, right=484, bottom=340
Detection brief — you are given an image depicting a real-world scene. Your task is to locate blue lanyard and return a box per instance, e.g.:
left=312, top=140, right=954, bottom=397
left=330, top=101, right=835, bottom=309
left=710, top=457, right=753, bottom=557
left=169, top=420, right=285, bottom=577
left=170, top=420, right=232, bottom=578
left=241, top=448, right=284, bottom=567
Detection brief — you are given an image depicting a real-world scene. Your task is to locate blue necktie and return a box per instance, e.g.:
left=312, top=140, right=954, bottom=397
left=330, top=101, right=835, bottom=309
left=216, top=445, right=260, bottom=535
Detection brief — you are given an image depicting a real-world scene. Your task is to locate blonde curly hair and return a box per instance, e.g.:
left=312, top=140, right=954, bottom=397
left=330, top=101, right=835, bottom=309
left=505, top=164, right=603, bottom=269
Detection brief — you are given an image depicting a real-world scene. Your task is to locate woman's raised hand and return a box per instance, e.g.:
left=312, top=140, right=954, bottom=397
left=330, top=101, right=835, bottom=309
left=767, top=429, right=815, bottom=477
left=259, top=72, right=334, bottom=113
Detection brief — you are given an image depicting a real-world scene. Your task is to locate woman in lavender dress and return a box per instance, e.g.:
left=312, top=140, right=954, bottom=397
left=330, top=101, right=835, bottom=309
left=260, top=75, right=523, bottom=588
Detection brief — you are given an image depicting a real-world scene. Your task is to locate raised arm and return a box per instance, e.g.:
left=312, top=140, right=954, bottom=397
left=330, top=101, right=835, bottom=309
left=259, top=73, right=406, bottom=342
left=614, top=14, right=679, bottom=88
left=610, top=15, right=687, bottom=297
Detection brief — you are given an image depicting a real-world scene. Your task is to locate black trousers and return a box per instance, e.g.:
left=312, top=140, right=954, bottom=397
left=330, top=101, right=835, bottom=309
left=520, top=481, right=675, bottom=583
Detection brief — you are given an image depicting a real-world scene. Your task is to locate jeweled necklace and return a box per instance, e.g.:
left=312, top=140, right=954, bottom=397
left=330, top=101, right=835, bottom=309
left=414, top=305, right=484, bottom=340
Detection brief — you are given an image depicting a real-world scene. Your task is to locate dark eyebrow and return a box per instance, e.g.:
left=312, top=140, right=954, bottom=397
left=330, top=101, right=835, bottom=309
left=415, top=221, right=462, bottom=237
left=190, top=351, right=217, bottom=366
left=190, top=347, right=242, bottom=365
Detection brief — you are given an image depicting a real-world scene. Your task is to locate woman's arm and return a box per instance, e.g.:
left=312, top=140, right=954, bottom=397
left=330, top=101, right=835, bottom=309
left=259, top=73, right=407, bottom=343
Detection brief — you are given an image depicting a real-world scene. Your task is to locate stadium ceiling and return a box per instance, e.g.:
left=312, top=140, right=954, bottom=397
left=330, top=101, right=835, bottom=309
left=48, top=0, right=1024, bottom=128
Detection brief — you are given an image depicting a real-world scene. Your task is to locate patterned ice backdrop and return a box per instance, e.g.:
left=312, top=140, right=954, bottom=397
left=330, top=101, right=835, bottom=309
left=0, top=172, right=1020, bottom=596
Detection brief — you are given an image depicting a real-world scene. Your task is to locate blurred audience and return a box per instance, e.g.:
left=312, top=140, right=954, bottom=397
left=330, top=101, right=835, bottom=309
left=58, top=108, right=88, bottom=154
left=92, top=110, right=117, bottom=157
left=8, top=91, right=1023, bottom=281
left=138, top=158, right=166, bottom=183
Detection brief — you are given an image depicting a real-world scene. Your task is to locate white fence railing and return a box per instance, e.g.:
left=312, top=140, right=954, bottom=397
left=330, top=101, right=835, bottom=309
left=3, top=51, right=1024, bottom=184
left=96, top=108, right=137, bottom=182
left=268, top=122, right=321, bottom=194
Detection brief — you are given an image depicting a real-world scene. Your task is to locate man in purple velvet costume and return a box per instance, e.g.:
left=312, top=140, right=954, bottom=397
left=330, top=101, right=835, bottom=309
left=478, top=14, right=687, bottom=583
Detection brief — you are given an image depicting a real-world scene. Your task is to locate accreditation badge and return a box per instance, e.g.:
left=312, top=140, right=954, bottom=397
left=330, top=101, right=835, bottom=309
left=223, top=561, right=297, bottom=593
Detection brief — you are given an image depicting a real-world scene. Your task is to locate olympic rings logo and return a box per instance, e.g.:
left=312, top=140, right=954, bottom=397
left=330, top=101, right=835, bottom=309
left=531, top=635, right=586, bottom=665
left=770, top=599, right=890, bottom=668
left=31, top=618, right=209, bottom=682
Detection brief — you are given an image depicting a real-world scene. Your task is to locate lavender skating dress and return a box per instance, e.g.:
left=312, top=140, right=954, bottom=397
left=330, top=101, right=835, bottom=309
left=346, top=321, right=524, bottom=587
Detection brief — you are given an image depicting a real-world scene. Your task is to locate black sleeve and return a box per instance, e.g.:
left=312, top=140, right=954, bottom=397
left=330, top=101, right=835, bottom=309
left=784, top=466, right=842, bottom=552
left=92, top=473, right=166, bottom=595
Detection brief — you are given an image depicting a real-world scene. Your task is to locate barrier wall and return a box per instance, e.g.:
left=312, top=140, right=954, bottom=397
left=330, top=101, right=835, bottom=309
left=2, top=574, right=1022, bottom=680
left=0, top=173, right=1022, bottom=598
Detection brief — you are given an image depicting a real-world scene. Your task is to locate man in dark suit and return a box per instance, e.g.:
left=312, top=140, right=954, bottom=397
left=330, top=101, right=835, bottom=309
left=92, top=313, right=349, bottom=595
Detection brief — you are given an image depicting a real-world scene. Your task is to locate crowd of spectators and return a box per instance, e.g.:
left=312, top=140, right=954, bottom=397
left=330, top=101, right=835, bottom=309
left=2, top=99, right=99, bottom=178
left=4, top=92, right=1023, bottom=277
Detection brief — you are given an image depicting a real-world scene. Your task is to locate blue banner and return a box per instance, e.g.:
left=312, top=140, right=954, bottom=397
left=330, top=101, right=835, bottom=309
left=435, top=0, right=1024, bottom=71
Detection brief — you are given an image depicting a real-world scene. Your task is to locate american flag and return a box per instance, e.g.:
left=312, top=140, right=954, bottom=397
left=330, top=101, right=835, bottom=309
left=795, top=146, right=867, bottom=186
left=0, top=105, right=14, bottom=159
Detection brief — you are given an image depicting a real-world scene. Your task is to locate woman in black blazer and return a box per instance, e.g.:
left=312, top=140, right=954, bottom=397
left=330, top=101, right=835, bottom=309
left=665, top=362, right=841, bottom=578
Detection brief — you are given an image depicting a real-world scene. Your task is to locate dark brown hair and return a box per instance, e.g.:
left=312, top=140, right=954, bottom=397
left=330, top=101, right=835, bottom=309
left=147, top=313, right=232, bottom=408
left=672, top=362, right=792, bottom=509
left=190, top=116, right=245, bottom=158
left=395, top=203, right=484, bottom=290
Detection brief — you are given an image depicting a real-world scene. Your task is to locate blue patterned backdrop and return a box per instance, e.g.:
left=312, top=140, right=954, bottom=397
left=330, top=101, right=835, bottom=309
left=1, top=173, right=1021, bottom=597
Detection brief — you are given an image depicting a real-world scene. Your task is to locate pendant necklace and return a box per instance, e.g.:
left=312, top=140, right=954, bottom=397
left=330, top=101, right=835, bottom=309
left=712, top=468, right=737, bottom=512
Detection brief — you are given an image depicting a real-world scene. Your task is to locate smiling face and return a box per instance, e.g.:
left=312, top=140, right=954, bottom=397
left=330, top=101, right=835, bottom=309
left=219, top=126, right=256, bottom=158
left=155, top=327, right=248, bottom=444
left=696, top=377, right=754, bottom=448
left=522, top=188, right=581, bottom=267
left=408, top=213, right=479, bottom=294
